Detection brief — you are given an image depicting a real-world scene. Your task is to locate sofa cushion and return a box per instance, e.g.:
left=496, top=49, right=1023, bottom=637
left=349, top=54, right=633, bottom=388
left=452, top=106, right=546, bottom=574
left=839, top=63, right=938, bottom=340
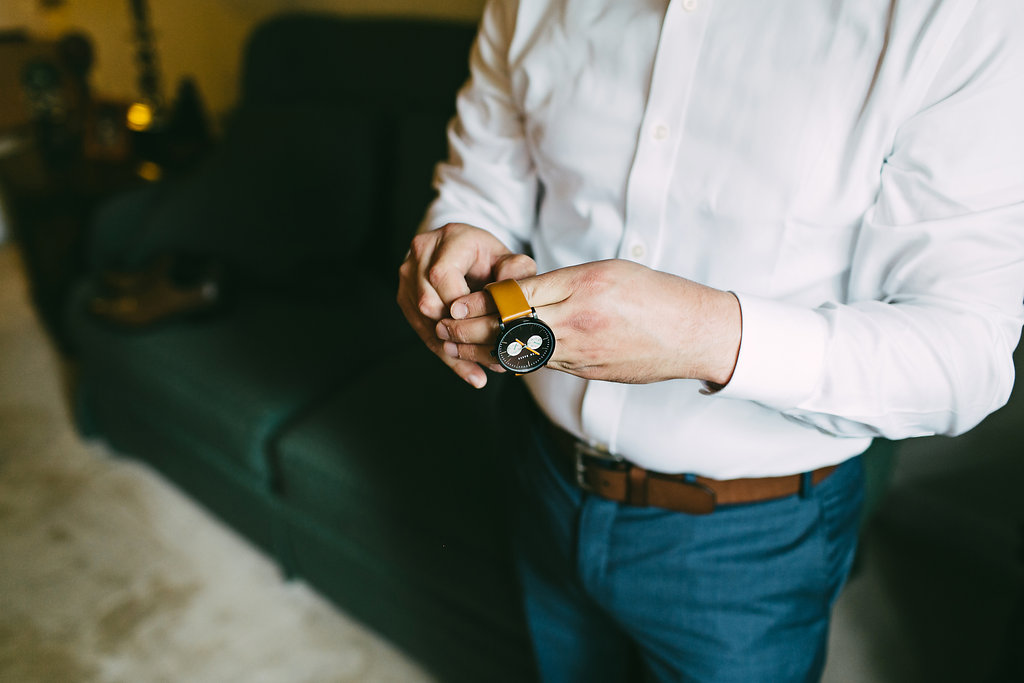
left=69, top=278, right=414, bottom=481
left=76, top=376, right=287, bottom=555
left=281, top=505, right=536, bottom=683
left=275, top=343, right=510, bottom=541
left=273, top=344, right=517, bottom=607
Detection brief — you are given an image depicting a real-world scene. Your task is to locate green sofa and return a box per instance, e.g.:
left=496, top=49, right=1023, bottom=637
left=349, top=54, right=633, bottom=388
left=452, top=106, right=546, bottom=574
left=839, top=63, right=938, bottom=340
left=67, top=14, right=536, bottom=683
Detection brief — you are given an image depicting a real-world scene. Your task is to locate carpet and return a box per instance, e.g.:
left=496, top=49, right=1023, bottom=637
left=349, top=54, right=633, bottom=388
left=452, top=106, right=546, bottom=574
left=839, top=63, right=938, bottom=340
left=0, top=244, right=434, bottom=683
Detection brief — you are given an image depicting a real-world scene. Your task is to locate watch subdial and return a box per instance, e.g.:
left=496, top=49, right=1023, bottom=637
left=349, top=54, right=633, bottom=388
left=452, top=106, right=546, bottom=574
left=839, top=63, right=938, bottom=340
left=527, top=335, right=543, bottom=350
left=506, top=341, right=523, bottom=356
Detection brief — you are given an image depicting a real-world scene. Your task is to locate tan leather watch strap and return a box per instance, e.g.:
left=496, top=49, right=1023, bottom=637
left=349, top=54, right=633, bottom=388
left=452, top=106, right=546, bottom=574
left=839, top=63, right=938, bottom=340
left=485, top=280, right=533, bottom=324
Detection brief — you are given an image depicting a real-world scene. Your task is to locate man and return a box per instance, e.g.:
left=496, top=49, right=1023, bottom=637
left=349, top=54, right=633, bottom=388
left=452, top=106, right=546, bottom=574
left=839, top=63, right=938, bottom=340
left=397, top=0, right=1024, bottom=680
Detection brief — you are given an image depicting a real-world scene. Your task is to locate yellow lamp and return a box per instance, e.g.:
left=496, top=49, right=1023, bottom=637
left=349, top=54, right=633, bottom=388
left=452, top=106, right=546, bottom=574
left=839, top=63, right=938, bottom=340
left=126, top=102, right=155, bottom=132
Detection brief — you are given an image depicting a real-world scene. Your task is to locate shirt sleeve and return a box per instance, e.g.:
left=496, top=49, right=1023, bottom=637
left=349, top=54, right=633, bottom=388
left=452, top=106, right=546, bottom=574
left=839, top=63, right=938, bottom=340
left=716, top=1, right=1024, bottom=440
left=420, top=0, right=537, bottom=254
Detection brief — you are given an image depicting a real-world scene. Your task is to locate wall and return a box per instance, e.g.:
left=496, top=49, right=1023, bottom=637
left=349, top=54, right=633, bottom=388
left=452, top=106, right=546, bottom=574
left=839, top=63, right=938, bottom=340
left=0, top=0, right=486, bottom=125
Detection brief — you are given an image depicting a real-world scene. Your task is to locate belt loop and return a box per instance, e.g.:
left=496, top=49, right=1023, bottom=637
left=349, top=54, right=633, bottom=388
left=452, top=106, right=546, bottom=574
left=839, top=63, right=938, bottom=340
left=627, top=465, right=648, bottom=506
left=799, top=471, right=814, bottom=499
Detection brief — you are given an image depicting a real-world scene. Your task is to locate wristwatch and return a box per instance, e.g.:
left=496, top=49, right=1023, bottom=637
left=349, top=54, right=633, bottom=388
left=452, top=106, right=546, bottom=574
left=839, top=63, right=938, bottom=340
left=484, top=279, right=555, bottom=374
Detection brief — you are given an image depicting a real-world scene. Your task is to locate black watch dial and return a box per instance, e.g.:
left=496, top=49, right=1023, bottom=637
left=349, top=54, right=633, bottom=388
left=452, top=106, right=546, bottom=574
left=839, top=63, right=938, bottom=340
left=495, top=317, right=555, bottom=374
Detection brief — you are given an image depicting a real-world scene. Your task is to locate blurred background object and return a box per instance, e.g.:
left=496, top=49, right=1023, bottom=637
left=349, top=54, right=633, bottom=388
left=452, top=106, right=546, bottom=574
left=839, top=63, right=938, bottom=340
left=0, top=0, right=216, bottom=350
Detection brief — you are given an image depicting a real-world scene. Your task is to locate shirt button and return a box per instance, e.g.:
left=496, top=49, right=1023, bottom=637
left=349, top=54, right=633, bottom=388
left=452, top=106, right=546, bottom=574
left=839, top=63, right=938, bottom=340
left=631, top=243, right=646, bottom=260
left=653, top=124, right=670, bottom=140
left=682, top=0, right=698, bottom=10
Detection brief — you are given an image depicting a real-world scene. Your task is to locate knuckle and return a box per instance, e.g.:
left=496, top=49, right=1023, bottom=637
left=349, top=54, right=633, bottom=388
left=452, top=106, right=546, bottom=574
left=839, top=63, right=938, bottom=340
left=500, top=253, right=536, bottom=278
left=439, top=222, right=466, bottom=237
left=397, top=268, right=413, bottom=290
left=427, top=263, right=448, bottom=287
left=409, top=232, right=434, bottom=259
left=566, top=310, right=607, bottom=334
left=463, top=345, right=484, bottom=363
left=577, top=269, right=611, bottom=295
left=417, top=292, right=438, bottom=315
left=449, top=325, right=472, bottom=344
left=574, top=261, right=625, bottom=296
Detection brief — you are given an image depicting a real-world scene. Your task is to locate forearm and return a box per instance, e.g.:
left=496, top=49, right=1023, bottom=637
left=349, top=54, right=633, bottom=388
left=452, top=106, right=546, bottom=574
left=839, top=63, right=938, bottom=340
left=422, top=0, right=537, bottom=256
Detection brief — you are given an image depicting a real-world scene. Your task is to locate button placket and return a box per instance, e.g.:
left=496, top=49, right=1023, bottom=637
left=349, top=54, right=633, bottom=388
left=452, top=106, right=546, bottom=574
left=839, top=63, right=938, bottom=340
left=620, top=0, right=710, bottom=268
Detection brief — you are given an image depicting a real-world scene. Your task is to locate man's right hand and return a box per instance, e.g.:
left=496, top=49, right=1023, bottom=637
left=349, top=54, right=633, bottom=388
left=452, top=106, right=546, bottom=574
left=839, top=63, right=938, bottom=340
left=397, top=222, right=536, bottom=388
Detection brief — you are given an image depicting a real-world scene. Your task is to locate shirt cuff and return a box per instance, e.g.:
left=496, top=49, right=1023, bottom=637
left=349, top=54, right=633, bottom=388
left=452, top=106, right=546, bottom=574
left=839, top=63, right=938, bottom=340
left=707, top=292, right=828, bottom=410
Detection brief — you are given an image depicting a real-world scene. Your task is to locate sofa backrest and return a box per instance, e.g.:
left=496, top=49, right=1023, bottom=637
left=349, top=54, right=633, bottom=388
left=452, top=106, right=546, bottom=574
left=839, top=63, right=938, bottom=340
left=91, top=14, right=477, bottom=293
left=235, top=14, right=477, bottom=276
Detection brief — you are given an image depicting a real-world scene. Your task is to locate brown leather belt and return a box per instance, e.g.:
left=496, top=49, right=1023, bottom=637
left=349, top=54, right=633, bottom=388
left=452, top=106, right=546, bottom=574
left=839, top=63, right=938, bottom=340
left=545, top=421, right=837, bottom=515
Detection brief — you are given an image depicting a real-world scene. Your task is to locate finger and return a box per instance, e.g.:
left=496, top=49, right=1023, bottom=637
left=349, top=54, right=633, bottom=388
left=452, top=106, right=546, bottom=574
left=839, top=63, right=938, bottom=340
left=450, top=358, right=490, bottom=389
left=398, top=292, right=489, bottom=389
left=427, top=240, right=478, bottom=308
left=493, top=253, right=537, bottom=282
left=402, top=239, right=448, bottom=321
left=415, top=282, right=447, bottom=321
left=448, top=290, right=496, bottom=320
left=449, top=261, right=576, bottom=321
left=442, top=341, right=496, bottom=367
left=450, top=266, right=577, bottom=322
left=427, top=335, right=491, bottom=389
left=436, top=314, right=500, bottom=346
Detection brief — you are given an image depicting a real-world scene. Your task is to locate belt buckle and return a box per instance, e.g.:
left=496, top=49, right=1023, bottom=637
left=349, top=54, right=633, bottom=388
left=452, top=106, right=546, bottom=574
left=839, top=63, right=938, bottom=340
left=574, top=441, right=626, bottom=493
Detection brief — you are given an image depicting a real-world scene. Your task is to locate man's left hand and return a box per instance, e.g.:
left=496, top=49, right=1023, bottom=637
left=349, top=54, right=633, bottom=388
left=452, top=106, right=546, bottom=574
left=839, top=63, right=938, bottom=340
left=435, top=259, right=742, bottom=386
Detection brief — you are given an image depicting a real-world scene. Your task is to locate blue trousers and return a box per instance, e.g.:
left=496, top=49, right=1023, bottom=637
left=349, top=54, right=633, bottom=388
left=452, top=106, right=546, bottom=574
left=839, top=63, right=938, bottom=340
left=508, top=407, right=865, bottom=683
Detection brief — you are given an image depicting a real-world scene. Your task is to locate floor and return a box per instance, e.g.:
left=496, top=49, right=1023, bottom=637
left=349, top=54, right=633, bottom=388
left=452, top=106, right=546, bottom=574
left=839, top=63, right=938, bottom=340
left=0, top=244, right=434, bottom=683
left=2, top=239, right=1022, bottom=682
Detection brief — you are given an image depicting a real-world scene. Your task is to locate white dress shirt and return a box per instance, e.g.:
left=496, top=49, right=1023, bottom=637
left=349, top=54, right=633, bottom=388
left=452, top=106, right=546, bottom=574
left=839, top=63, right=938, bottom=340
left=424, top=0, right=1024, bottom=478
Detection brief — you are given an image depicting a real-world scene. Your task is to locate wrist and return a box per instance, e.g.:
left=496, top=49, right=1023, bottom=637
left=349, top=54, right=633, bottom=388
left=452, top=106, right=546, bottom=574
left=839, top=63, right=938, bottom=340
left=698, top=289, right=742, bottom=387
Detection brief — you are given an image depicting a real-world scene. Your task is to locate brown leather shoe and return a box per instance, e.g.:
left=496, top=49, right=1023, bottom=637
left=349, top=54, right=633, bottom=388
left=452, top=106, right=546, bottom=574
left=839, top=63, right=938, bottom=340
left=89, top=253, right=224, bottom=328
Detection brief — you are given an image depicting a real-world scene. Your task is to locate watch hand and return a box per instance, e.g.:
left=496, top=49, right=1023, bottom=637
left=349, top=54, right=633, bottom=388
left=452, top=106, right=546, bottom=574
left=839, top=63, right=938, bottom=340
left=516, top=339, right=541, bottom=356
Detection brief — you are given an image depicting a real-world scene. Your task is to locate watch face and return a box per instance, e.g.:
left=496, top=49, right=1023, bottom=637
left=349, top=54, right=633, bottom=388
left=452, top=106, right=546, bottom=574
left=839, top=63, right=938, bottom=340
left=496, top=317, right=555, bottom=374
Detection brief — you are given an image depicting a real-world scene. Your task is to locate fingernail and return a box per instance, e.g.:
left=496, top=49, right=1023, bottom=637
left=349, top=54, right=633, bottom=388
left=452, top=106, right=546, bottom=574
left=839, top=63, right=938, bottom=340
left=435, top=322, right=450, bottom=340
left=451, top=302, right=468, bottom=319
left=469, top=374, right=486, bottom=389
left=444, top=341, right=458, bottom=358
